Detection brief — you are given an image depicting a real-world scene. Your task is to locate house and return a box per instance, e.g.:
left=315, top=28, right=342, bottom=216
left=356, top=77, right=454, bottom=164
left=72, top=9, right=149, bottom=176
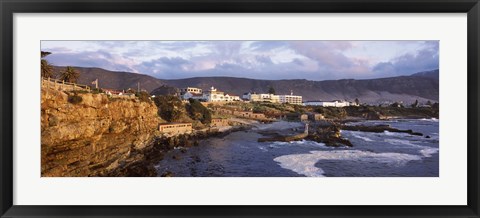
left=103, top=88, right=123, bottom=96
left=180, top=87, right=203, bottom=95
left=224, top=93, right=241, bottom=101
left=159, top=123, right=193, bottom=135
left=308, top=113, right=325, bottom=121
left=203, top=86, right=240, bottom=102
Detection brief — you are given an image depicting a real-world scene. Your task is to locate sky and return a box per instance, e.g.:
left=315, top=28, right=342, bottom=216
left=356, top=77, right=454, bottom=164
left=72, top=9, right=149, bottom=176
left=41, top=40, right=439, bottom=81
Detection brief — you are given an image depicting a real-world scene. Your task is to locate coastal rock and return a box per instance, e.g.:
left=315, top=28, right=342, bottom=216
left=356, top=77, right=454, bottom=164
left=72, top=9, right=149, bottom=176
left=41, top=87, right=163, bottom=177
left=341, top=124, right=423, bottom=136
left=307, top=125, right=353, bottom=147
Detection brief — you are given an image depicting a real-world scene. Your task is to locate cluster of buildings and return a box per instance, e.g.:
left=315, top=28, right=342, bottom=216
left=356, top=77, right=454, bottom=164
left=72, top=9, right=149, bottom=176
left=303, top=100, right=358, bottom=107
left=179, top=86, right=360, bottom=107
left=242, top=91, right=303, bottom=105
left=180, top=86, right=304, bottom=105
left=181, top=86, right=240, bottom=102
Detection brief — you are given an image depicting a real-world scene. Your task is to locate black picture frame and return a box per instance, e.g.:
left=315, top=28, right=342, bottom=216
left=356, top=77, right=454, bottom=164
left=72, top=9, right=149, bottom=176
left=1, top=0, right=479, bottom=217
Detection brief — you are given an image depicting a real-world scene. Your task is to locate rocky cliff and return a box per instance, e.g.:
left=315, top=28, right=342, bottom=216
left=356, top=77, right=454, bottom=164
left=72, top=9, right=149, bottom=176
left=41, top=87, right=163, bottom=176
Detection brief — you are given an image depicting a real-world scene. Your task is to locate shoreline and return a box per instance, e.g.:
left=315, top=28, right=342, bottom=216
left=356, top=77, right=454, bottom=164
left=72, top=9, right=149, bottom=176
left=108, top=119, right=257, bottom=176
left=109, top=116, right=438, bottom=176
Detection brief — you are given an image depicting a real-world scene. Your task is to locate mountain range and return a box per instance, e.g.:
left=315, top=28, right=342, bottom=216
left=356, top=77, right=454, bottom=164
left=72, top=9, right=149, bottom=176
left=52, top=66, right=439, bottom=104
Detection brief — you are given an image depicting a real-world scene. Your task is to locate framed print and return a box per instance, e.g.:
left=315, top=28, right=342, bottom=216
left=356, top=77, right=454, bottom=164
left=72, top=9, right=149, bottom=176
left=1, top=0, right=479, bottom=217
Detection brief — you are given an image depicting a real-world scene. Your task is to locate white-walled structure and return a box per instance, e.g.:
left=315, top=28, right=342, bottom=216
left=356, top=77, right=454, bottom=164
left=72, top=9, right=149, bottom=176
left=278, top=94, right=303, bottom=105
left=243, top=93, right=280, bottom=103
left=203, top=86, right=240, bottom=102
left=180, top=87, right=203, bottom=95
left=303, top=100, right=355, bottom=107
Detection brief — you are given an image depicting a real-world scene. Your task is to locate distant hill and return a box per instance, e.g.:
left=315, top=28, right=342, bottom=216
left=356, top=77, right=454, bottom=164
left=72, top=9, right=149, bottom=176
left=411, top=69, right=439, bottom=80
left=52, top=66, right=439, bottom=104
left=52, top=66, right=167, bottom=92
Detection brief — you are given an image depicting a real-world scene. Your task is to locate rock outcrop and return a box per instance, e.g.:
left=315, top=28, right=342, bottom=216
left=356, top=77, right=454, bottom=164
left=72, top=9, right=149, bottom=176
left=41, top=87, right=163, bottom=177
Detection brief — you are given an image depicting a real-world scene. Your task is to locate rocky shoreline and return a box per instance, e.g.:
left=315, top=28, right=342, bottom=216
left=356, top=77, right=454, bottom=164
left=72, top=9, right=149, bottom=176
left=107, top=125, right=252, bottom=177
left=256, top=117, right=433, bottom=147
left=306, top=119, right=429, bottom=147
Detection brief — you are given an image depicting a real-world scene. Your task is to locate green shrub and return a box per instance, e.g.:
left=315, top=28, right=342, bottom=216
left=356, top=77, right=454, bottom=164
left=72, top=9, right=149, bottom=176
left=136, top=91, right=151, bottom=103
left=68, top=95, right=83, bottom=104
left=187, top=99, right=212, bottom=124
left=153, top=95, right=184, bottom=122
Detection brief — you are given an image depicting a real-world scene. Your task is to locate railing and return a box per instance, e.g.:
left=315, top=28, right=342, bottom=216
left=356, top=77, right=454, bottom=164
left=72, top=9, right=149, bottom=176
left=41, top=77, right=91, bottom=92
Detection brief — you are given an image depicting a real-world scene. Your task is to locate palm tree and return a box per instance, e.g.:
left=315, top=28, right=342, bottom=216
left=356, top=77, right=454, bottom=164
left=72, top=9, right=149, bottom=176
left=40, top=51, right=53, bottom=78
left=60, top=66, right=79, bottom=83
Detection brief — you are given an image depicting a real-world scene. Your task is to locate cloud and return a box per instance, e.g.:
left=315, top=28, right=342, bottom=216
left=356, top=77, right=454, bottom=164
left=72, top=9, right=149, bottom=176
left=372, top=41, right=439, bottom=76
left=288, top=41, right=372, bottom=79
left=45, top=50, right=137, bottom=72
left=42, top=40, right=439, bottom=80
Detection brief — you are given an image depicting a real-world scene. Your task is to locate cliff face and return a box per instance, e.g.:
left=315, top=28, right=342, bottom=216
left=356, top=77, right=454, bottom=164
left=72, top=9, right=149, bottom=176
left=41, top=87, right=163, bottom=176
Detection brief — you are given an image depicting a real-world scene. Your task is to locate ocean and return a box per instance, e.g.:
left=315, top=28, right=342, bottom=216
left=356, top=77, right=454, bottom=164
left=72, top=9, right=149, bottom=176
left=155, top=119, right=439, bottom=177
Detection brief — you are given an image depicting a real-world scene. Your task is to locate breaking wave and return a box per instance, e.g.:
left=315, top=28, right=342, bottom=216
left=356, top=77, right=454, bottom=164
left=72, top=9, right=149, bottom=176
left=274, top=150, right=422, bottom=177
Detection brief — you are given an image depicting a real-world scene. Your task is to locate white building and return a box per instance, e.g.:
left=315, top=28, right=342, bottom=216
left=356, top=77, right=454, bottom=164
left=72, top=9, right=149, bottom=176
left=203, top=86, right=240, bottom=102
left=278, top=94, right=303, bottom=105
left=243, top=92, right=280, bottom=103
left=303, top=100, right=352, bottom=107
left=180, top=87, right=202, bottom=95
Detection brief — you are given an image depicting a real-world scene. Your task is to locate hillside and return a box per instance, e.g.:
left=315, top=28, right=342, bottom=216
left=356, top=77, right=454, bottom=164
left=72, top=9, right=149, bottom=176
left=52, top=66, right=167, bottom=92
left=165, top=75, right=438, bottom=104
left=52, top=66, right=439, bottom=104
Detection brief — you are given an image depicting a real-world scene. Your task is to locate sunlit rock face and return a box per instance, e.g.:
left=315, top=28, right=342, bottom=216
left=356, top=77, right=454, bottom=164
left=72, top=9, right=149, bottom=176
left=41, top=87, right=163, bottom=177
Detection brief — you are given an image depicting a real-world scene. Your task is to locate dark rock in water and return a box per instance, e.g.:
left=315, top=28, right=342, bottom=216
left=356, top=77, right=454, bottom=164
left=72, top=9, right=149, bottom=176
left=193, top=140, right=199, bottom=146
left=425, top=135, right=431, bottom=138
left=172, top=155, right=181, bottom=160
left=307, top=125, right=353, bottom=147
left=341, top=125, right=423, bottom=136
left=180, top=148, right=188, bottom=153
left=161, top=171, right=174, bottom=177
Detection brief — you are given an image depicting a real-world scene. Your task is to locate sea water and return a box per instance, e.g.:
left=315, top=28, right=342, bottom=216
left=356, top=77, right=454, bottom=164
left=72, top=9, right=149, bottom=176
left=155, top=119, right=439, bottom=177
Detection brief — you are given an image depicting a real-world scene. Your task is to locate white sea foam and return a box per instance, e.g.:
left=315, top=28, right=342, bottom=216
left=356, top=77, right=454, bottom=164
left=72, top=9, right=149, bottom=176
left=383, top=131, right=407, bottom=136
left=385, top=139, right=439, bottom=157
left=385, top=139, right=418, bottom=147
left=419, top=147, right=439, bottom=157
left=274, top=150, right=422, bottom=177
left=257, top=146, right=268, bottom=152
left=350, top=132, right=374, bottom=142
left=420, top=118, right=439, bottom=122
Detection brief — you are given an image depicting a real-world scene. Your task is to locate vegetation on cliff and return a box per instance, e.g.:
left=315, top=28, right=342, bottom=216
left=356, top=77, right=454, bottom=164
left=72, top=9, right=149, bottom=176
left=186, top=99, right=212, bottom=124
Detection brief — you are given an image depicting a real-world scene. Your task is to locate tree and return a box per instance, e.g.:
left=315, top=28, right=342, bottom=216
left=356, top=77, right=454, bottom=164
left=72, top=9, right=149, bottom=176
left=411, top=99, right=419, bottom=108
left=426, top=100, right=433, bottom=106
left=60, top=66, right=79, bottom=83
left=267, top=86, right=276, bottom=95
left=41, top=51, right=53, bottom=78
left=187, top=99, right=212, bottom=124
left=354, top=98, right=360, bottom=105
left=153, top=95, right=184, bottom=122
